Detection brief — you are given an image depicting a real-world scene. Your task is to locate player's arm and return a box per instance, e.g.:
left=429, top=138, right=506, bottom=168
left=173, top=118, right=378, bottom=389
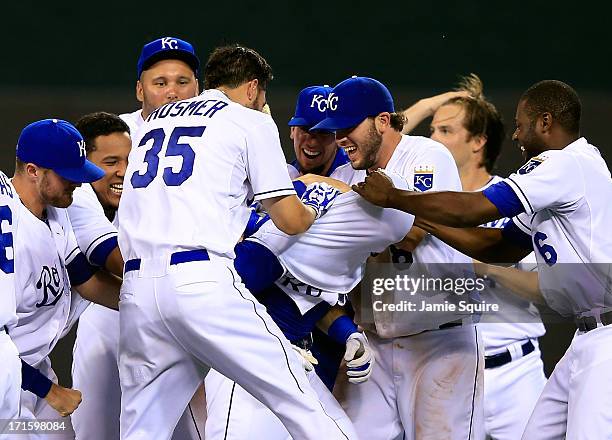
left=261, top=195, right=316, bottom=235
left=316, top=305, right=374, bottom=384
left=415, top=217, right=531, bottom=263
left=73, top=270, right=121, bottom=310
left=261, top=181, right=341, bottom=235
left=401, top=90, right=470, bottom=134
left=103, top=246, right=124, bottom=278
left=353, top=170, right=501, bottom=227
left=295, top=174, right=352, bottom=193
left=21, top=360, right=82, bottom=417
left=472, top=262, right=545, bottom=304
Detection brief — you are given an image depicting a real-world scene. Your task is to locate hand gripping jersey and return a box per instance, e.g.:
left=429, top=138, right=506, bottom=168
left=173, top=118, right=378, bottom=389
left=118, top=89, right=295, bottom=260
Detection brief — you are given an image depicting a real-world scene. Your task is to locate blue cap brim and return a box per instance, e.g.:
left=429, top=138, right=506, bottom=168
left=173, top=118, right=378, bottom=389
left=311, top=115, right=366, bottom=131
left=288, top=117, right=312, bottom=126
left=54, top=159, right=105, bottom=183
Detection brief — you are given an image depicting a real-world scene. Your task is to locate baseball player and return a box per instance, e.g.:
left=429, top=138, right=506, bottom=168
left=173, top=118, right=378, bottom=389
left=0, top=171, right=21, bottom=432
left=9, top=119, right=123, bottom=439
left=312, top=76, right=485, bottom=440
left=402, top=74, right=547, bottom=439
left=287, top=84, right=351, bottom=391
left=117, top=44, right=349, bottom=440
left=120, top=36, right=200, bottom=135
left=354, top=80, right=612, bottom=439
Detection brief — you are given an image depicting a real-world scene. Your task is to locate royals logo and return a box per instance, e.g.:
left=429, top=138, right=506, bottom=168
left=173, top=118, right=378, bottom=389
left=35, top=265, right=65, bottom=308
left=414, top=166, right=434, bottom=192
left=518, top=157, right=544, bottom=175
left=77, top=139, right=86, bottom=158
left=327, top=93, right=338, bottom=111
left=310, top=94, right=328, bottom=112
left=161, top=37, right=178, bottom=50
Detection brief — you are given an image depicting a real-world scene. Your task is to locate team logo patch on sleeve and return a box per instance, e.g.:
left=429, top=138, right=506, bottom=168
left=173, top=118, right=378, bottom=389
left=414, top=167, right=434, bottom=191
left=518, top=157, right=545, bottom=175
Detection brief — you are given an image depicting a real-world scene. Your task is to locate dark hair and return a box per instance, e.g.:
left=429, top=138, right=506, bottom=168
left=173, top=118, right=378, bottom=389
left=75, top=112, right=130, bottom=153
left=389, top=112, right=406, bottom=131
left=520, top=80, right=581, bottom=135
left=203, top=45, right=273, bottom=90
left=444, top=74, right=505, bottom=173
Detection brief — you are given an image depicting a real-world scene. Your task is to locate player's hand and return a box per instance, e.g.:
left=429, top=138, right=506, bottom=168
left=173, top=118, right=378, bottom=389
left=296, top=174, right=351, bottom=193
left=44, top=383, right=82, bottom=417
left=352, top=170, right=396, bottom=207
left=291, top=345, right=319, bottom=373
left=420, top=90, right=471, bottom=116
left=344, top=332, right=374, bottom=384
left=300, top=182, right=342, bottom=219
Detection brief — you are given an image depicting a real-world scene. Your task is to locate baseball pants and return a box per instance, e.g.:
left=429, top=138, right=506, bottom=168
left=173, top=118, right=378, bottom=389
left=204, top=365, right=357, bottom=440
left=481, top=340, right=546, bottom=439
left=15, top=359, right=75, bottom=440
left=337, top=324, right=484, bottom=440
left=72, top=305, right=206, bottom=440
left=119, top=254, right=354, bottom=440
left=522, top=325, right=612, bottom=440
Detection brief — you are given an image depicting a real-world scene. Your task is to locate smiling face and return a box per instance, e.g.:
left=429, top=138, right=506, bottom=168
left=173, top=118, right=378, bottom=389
left=513, top=99, right=546, bottom=161
left=291, top=126, right=337, bottom=175
left=335, top=118, right=383, bottom=170
left=88, top=131, right=131, bottom=210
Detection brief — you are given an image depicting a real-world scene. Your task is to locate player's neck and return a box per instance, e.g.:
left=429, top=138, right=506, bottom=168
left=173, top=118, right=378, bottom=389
left=460, top=164, right=491, bottom=192
left=375, top=131, right=403, bottom=169
left=11, top=174, right=46, bottom=219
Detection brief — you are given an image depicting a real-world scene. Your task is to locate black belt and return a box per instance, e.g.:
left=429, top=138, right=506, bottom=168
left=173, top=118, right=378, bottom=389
left=124, top=249, right=210, bottom=274
left=485, top=340, right=535, bottom=369
left=2, top=325, right=8, bottom=334
left=574, top=311, right=612, bottom=332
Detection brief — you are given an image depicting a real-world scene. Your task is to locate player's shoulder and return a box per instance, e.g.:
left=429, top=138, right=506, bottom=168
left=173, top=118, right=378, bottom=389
left=394, top=135, right=455, bottom=166
left=330, top=162, right=365, bottom=185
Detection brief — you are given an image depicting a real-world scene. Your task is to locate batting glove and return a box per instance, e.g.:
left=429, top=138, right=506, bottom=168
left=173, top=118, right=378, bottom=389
left=344, top=332, right=374, bottom=384
left=291, top=345, right=319, bottom=373
left=300, top=182, right=341, bottom=219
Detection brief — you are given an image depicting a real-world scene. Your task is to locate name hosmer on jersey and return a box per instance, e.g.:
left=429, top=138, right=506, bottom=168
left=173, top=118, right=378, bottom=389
left=146, top=98, right=229, bottom=122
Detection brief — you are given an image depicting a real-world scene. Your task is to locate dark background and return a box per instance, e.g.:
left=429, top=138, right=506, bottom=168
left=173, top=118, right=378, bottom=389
left=2, top=1, right=609, bottom=383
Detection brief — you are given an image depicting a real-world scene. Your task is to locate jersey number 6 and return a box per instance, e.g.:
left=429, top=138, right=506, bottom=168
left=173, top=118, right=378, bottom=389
left=533, top=231, right=558, bottom=266
left=131, top=126, right=206, bottom=188
left=0, top=205, right=14, bottom=274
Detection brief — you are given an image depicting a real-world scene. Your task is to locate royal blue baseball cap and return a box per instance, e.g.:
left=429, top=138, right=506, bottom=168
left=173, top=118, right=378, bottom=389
left=311, top=76, right=395, bottom=131
left=137, top=36, right=200, bottom=78
left=16, top=119, right=105, bottom=183
left=288, top=85, right=333, bottom=129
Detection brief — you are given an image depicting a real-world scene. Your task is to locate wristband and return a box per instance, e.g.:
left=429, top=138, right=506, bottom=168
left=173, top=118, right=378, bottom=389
left=327, top=315, right=358, bottom=344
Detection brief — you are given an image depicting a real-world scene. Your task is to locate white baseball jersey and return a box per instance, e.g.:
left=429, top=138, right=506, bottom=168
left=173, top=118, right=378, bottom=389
left=0, top=172, right=19, bottom=329
left=333, top=135, right=473, bottom=335
left=118, top=89, right=295, bottom=260
left=485, top=137, right=612, bottom=316
left=477, top=176, right=545, bottom=353
left=248, top=174, right=414, bottom=313
left=11, top=204, right=95, bottom=366
left=119, top=109, right=145, bottom=138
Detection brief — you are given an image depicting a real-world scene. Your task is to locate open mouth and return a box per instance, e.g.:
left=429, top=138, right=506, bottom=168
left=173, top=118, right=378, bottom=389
left=302, top=148, right=321, bottom=159
left=110, top=183, right=123, bottom=195
left=343, top=146, right=357, bottom=158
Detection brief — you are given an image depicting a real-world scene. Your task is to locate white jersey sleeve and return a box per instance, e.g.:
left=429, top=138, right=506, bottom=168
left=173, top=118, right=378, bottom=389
left=119, top=109, right=145, bottom=137
left=0, top=172, right=19, bottom=329
left=247, top=120, right=295, bottom=201
left=503, top=150, right=582, bottom=215
left=67, top=184, right=118, bottom=267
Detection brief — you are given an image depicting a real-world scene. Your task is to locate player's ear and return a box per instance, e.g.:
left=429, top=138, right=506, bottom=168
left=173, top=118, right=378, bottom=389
left=471, top=134, right=487, bottom=153
left=290, top=126, right=296, bottom=140
left=540, top=112, right=553, bottom=133
left=375, top=113, right=391, bottom=132
left=246, top=79, right=259, bottom=102
left=25, top=163, right=39, bottom=179
left=136, top=81, right=144, bottom=103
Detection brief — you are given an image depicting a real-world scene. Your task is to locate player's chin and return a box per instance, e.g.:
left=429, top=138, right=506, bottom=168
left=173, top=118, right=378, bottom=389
left=52, top=194, right=74, bottom=208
